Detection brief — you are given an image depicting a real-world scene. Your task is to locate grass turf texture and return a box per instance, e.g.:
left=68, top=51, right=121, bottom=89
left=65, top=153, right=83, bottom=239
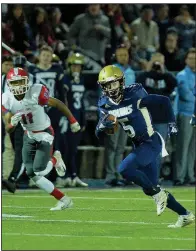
left=2, top=188, right=195, bottom=250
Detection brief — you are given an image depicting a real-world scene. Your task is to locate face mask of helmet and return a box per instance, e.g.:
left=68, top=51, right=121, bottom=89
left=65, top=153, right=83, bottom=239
left=101, top=80, right=124, bottom=103
left=8, top=77, right=29, bottom=95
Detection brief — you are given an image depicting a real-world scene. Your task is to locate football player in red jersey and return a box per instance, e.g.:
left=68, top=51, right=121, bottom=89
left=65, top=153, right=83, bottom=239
left=2, top=67, right=80, bottom=210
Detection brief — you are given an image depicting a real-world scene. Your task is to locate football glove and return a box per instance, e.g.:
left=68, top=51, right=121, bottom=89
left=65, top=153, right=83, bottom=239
left=11, top=113, right=22, bottom=127
left=70, top=122, right=81, bottom=133
left=98, top=114, right=116, bottom=131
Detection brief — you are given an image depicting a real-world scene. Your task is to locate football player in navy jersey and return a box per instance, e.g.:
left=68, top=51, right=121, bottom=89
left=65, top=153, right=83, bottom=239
left=28, top=45, right=65, bottom=101
left=56, top=53, right=88, bottom=187
left=28, top=45, right=66, bottom=152
left=96, top=65, right=194, bottom=228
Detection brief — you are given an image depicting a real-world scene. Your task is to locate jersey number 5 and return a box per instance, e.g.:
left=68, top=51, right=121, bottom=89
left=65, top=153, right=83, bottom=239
left=119, top=117, right=135, bottom=138
left=22, top=113, right=34, bottom=124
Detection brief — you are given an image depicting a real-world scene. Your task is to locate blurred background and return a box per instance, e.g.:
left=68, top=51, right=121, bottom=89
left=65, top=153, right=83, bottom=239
left=1, top=3, right=196, bottom=189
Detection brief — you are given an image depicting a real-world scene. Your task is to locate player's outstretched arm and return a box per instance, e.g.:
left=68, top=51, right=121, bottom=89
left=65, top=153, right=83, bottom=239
left=48, top=97, right=81, bottom=132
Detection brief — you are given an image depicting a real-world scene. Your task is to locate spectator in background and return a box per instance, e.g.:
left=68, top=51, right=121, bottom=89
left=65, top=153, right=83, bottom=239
left=113, top=44, right=135, bottom=84
left=104, top=4, right=132, bottom=42
left=69, top=4, right=111, bottom=65
left=155, top=5, right=173, bottom=51
left=2, top=56, right=13, bottom=156
left=136, top=52, right=177, bottom=176
left=2, top=23, right=13, bottom=52
left=31, top=7, right=56, bottom=48
left=6, top=4, right=35, bottom=53
left=56, top=53, right=88, bottom=188
left=51, top=7, right=69, bottom=42
left=2, top=55, right=20, bottom=193
left=174, top=48, right=196, bottom=186
left=174, top=5, right=196, bottom=51
left=104, top=45, right=136, bottom=187
left=131, top=5, right=159, bottom=60
left=121, top=4, right=142, bottom=23
left=161, top=28, right=185, bottom=72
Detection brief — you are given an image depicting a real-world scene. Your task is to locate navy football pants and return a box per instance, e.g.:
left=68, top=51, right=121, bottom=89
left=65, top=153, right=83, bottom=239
left=118, top=133, right=162, bottom=186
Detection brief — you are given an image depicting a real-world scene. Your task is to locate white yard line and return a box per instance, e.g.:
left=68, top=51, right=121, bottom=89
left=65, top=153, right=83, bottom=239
left=2, top=214, right=33, bottom=218
left=2, top=218, right=175, bottom=225
left=2, top=232, right=195, bottom=241
left=2, top=195, right=195, bottom=202
left=2, top=205, right=151, bottom=211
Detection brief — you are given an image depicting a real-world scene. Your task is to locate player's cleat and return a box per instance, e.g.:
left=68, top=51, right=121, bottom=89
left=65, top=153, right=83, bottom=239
left=2, top=179, right=16, bottom=194
left=53, top=151, right=66, bottom=177
left=168, top=212, right=195, bottom=228
left=50, top=196, right=73, bottom=211
left=72, top=177, right=88, bottom=187
left=153, top=189, right=168, bottom=216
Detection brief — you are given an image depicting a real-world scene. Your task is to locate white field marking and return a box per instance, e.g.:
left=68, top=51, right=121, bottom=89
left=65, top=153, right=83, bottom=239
left=2, top=205, right=152, bottom=211
left=2, top=214, right=33, bottom=218
left=2, top=233, right=195, bottom=241
left=3, top=206, right=195, bottom=214
left=2, top=187, right=195, bottom=194
left=2, top=218, right=175, bottom=225
left=2, top=195, right=195, bottom=202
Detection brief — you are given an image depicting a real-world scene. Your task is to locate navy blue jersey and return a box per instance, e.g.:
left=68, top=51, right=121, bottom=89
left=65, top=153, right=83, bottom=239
left=98, top=84, right=153, bottom=142
left=64, top=74, right=86, bottom=126
left=97, top=84, right=175, bottom=144
left=28, top=63, right=65, bottom=101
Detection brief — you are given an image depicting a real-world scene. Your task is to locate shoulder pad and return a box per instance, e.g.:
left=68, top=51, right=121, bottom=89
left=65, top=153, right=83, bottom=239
left=125, top=83, right=143, bottom=94
left=124, top=84, right=147, bottom=99
left=29, top=84, right=43, bottom=96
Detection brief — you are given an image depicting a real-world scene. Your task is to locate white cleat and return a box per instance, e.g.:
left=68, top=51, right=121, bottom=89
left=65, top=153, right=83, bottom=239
left=72, top=177, right=88, bottom=187
left=153, top=189, right=168, bottom=216
left=50, top=196, right=73, bottom=211
left=168, top=212, right=195, bottom=228
left=53, top=151, right=66, bottom=177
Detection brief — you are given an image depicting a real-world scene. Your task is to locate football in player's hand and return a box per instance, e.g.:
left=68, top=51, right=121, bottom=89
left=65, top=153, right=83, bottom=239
left=104, top=114, right=118, bottom=135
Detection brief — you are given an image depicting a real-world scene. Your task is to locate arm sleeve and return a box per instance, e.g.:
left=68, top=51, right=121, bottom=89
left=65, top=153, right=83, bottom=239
left=38, top=85, right=50, bottom=106
left=177, top=74, right=195, bottom=101
left=139, top=94, right=176, bottom=123
left=2, top=105, right=10, bottom=115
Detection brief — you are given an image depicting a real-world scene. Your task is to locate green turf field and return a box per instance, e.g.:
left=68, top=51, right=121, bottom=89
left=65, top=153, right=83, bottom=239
left=2, top=187, right=195, bottom=250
